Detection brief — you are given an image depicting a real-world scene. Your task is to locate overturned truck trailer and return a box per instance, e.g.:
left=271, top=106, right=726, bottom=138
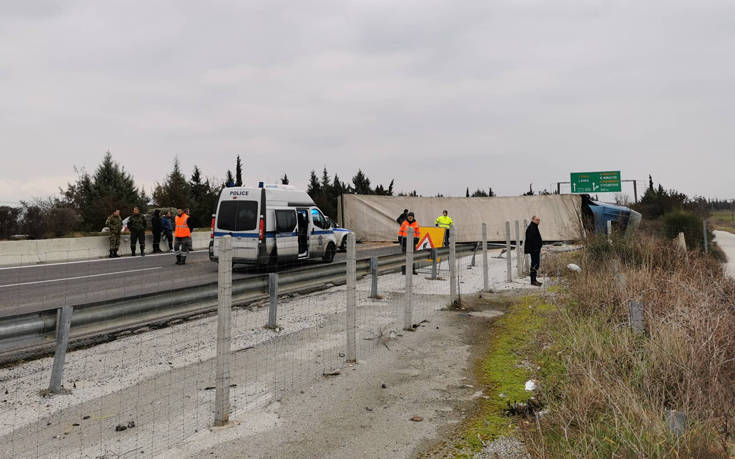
left=339, top=194, right=586, bottom=243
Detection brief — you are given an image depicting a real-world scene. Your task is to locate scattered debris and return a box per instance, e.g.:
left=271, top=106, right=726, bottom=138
left=127, top=421, right=136, bottom=429
left=115, top=425, right=127, bottom=432
left=365, top=407, right=373, bottom=412
left=203, top=386, right=216, bottom=391
left=410, top=416, right=424, bottom=422
left=524, top=380, right=537, bottom=392
left=566, top=263, right=582, bottom=272
left=82, top=416, right=90, bottom=420
left=381, top=383, right=387, bottom=389
left=322, top=369, right=341, bottom=377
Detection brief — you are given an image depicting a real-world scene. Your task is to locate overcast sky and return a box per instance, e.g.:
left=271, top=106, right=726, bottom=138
left=1, top=0, right=733, bottom=205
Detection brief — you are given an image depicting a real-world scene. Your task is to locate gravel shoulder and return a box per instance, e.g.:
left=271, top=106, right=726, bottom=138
left=162, top=304, right=505, bottom=459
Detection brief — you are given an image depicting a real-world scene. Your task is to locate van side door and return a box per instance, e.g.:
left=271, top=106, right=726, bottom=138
left=274, top=209, right=298, bottom=261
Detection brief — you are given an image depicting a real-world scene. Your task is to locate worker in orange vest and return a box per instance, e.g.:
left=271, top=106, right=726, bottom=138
left=174, top=208, right=193, bottom=265
left=398, top=212, right=420, bottom=275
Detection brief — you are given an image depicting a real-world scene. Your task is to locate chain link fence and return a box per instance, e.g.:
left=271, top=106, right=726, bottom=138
left=0, top=222, right=533, bottom=458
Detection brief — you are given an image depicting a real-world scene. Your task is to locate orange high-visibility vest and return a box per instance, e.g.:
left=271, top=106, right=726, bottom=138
left=175, top=214, right=191, bottom=238
left=398, top=220, right=420, bottom=238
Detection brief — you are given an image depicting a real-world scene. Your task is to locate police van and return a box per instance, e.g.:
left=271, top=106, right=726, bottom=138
left=209, top=183, right=339, bottom=266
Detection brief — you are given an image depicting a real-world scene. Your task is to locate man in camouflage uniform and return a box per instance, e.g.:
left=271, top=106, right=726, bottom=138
left=105, top=209, right=122, bottom=258
left=128, top=207, right=147, bottom=256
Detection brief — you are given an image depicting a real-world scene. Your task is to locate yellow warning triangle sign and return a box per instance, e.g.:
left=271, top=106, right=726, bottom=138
left=416, top=233, right=434, bottom=250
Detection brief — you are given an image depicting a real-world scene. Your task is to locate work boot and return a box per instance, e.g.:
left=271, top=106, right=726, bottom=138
left=140, top=249, right=145, bottom=257
left=131, top=248, right=136, bottom=256
left=175, top=255, right=182, bottom=265
left=180, top=257, right=186, bottom=265
left=109, top=250, right=114, bottom=258
left=532, top=281, right=543, bottom=287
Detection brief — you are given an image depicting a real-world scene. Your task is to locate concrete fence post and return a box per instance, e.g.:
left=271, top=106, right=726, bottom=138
left=368, top=256, right=379, bottom=298
left=676, top=232, right=687, bottom=254
left=703, top=220, right=708, bottom=254
left=345, top=233, right=357, bottom=362
left=214, top=235, right=232, bottom=426
left=48, top=305, right=74, bottom=394
left=404, top=227, right=414, bottom=330
left=628, top=300, right=644, bottom=334
left=266, top=273, right=278, bottom=329
left=431, top=248, right=438, bottom=280
left=449, top=225, right=458, bottom=305
left=515, top=220, right=522, bottom=277
left=505, top=221, right=512, bottom=283
left=481, top=223, right=489, bottom=292
left=523, top=219, right=529, bottom=275
left=607, top=220, right=613, bottom=242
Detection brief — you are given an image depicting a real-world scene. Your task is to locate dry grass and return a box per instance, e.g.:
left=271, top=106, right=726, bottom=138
left=531, top=232, right=735, bottom=458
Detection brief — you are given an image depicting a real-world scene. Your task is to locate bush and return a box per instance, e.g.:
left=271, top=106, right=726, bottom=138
left=663, top=210, right=704, bottom=250
left=0, top=206, right=21, bottom=240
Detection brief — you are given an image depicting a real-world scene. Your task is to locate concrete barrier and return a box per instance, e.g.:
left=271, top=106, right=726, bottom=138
left=0, top=232, right=211, bottom=267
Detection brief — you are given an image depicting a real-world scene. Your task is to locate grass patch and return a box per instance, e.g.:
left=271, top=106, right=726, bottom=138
left=709, top=209, right=735, bottom=233
left=450, top=294, right=554, bottom=456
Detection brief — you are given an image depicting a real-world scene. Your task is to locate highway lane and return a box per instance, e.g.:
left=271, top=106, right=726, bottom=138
left=0, top=243, right=403, bottom=317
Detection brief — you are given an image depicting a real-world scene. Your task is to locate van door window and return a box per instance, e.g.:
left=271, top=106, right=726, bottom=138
left=217, top=202, right=237, bottom=231
left=275, top=210, right=297, bottom=233
left=235, top=201, right=258, bottom=231
left=311, top=209, right=329, bottom=230
left=217, top=201, right=258, bottom=231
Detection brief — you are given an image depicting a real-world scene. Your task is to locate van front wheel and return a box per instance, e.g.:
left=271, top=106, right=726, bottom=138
left=322, top=242, right=336, bottom=263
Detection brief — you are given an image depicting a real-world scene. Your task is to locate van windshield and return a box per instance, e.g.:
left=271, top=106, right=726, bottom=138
left=218, top=201, right=258, bottom=231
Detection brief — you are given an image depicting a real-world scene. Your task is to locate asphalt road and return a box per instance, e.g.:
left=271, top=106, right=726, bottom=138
left=0, top=244, right=403, bottom=318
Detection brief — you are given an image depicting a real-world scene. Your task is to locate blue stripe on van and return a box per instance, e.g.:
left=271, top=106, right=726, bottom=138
left=313, top=230, right=334, bottom=235
left=213, top=231, right=298, bottom=238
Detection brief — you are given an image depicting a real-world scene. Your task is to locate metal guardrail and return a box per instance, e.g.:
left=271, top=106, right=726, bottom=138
left=0, top=245, right=475, bottom=363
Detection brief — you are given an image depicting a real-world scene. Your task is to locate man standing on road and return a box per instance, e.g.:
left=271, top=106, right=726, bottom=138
left=174, top=208, right=193, bottom=265
left=524, top=216, right=543, bottom=286
left=162, top=211, right=174, bottom=251
left=434, top=210, right=453, bottom=247
left=399, top=212, right=420, bottom=275
left=396, top=208, right=409, bottom=244
left=128, top=207, right=147, bottom=257
left=151, top=209, right=162, bottom=253
left=105, top=209, right=122, bottom=258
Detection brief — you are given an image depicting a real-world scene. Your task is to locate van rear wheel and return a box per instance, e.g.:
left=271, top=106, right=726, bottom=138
left=322, top=242, right=336, bottom=263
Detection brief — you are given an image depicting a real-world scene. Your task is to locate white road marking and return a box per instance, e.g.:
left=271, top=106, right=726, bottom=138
left=0, top=250, right=208, bottom=271
left=0, top=267, right=162, bottom=288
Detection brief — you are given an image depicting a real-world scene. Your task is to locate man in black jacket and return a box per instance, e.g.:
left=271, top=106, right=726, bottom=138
left=396, top=209, right=408, bottom=244
left=524, top=216, right=543, bottom=286
left=151, top=209, right=163, bottom=253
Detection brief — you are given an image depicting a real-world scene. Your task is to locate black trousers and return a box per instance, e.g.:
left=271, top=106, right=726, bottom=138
left=130, top=230, right=145, bottom=252
left=529, top=251, right=541, bottom=281
left=152, top=230, right=161, bottom=251
left=163, top=230, right=173, bottom=250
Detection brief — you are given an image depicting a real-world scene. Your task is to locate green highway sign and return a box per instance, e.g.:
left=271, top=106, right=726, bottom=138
left=570, top=171, right=621, bottom=193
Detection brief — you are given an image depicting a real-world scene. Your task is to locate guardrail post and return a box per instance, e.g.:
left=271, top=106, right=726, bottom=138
left=482, top=223, right=489, bottom=292
left=470, top=243, right=478, bottom=267
left=266, top=273, right=278, bottom=329
left=48, top=305, right=73, bottom=394
left=505, top=221, right=512, bottom=283
left=449, top=225, right=458, bottom=305
left=214, top=235, right=232, bottom=426
left=404, top=227, right=414, bottom=330
left=703, top=220, right=708, bottom=254
left=368, top=256, right=378, bottom=298
left=346, top=233, right=357, bottom=362
left=431, top=248, right=438, bottom=280
left=515, top=220, right=522, bottom=277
